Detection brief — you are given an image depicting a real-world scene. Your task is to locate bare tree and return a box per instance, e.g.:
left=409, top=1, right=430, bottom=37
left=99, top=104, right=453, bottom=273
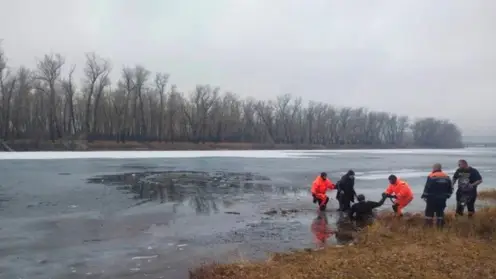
left=11, top=67, right=32, bottom=138
left=155, top=72, right=169, bottom=141
left=0, top=42, right=18, bottom=139
left=83, top=52, right=111, bottom=140
left=62, top=65, right=77, bottom=135
left=36, top=53, right=65, bottom=141
left=0, top=42, right=464, bottom=150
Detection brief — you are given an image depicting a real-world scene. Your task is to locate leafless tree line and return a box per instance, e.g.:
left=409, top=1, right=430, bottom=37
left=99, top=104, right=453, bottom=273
left=0, top=46, right=463, bottom=148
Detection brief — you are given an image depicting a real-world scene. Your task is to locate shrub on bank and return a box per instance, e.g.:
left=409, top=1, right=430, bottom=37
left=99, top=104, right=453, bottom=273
left=190, top=191, right=496, bottom=279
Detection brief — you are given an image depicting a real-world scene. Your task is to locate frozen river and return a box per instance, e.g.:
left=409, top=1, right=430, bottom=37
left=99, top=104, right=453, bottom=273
left=0, top=148, right=495, bottom=279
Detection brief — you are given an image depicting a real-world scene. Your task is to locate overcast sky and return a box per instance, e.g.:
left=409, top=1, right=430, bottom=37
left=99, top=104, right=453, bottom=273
left=1, top=0, right=495, bottom=136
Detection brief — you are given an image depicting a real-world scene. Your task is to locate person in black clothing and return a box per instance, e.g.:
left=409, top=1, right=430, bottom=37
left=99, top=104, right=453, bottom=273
left=421, top=163, right=453, bottom=228
left=349, top=193, right=388, bottom=226
left=452, top=159, right=483, bottom=217
left=336, top=170, right=357, bottom=211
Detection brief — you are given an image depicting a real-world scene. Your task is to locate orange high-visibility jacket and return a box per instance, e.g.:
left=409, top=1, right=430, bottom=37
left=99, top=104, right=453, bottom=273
left=311, top=176, right=335, bottom=200
left=385, top=179, right=413, bottom=201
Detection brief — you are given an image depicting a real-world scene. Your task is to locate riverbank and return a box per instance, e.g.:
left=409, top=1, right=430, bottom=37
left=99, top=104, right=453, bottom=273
left=0, top=139, right=456, bottom=152
left=190, top=190, right=496, bottom=279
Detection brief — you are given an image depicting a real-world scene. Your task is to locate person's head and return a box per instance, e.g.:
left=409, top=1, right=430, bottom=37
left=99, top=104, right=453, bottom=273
left=346, top=170, right=355, bottom=179
left=357, top=194, right=365, bottom=202
left=458, top=159, right=468, bottom=169
left=320, top=172, right=327, bottom=180
left=432, top=163, right=442, bottom=172
left=388, top=174, right=397, bottom=184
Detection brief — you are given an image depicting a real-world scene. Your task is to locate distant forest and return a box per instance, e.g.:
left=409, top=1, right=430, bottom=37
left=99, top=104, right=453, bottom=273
left=0, top=44, right=463, bottom=149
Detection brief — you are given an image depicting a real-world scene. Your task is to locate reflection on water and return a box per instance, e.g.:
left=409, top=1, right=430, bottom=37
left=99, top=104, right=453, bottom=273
left=311, top=212, right=333, bottom=248
left=335, top=211, right=356, bottom=245
left=309, top=211, right=359, bottom=249
left=87, top=170, right=305, bottom=215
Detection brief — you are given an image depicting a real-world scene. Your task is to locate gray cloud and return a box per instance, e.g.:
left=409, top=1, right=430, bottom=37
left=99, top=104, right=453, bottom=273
left=1, top=0, right=495, bottom=135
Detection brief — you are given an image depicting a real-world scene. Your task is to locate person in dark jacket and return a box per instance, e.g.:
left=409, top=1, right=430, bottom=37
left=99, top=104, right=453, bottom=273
left=336, top=170, right=357, bottom=211
left=421, top=163, right=453, bottom=228
left=452, top=159, right=483, bottom=217
left=349, top=193, right=388, bottom=226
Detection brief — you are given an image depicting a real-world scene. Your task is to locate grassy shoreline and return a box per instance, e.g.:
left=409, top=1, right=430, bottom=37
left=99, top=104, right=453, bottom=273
left=1, top=139, right=459, bottom=151
left=190, top=190, right=496, bottom=279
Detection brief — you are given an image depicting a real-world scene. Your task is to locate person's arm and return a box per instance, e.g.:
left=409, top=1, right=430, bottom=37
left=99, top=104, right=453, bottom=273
left=452, top=169, right=459, bottom=186
left=350, top=180, right=357, bottom=198
left=369, top=193, right=388, bottom=208
left=351, top=188, right=357, bottom=201
left=470, top=169, right=483, bottom=188
left=421, top=176, right=431, bottom=199
left=326, top=179, right=336, bottom=190
left=335, top=179, right=342, bottom=192
left=447, top=178, right=454, bottom=198
left=311, top=179, right=318, bottom=195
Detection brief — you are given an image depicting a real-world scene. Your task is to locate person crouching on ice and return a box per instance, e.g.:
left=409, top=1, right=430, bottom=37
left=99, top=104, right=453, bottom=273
left=384, top=175, right=413, bottom=217
left=311, top=172, right=336, bottom=211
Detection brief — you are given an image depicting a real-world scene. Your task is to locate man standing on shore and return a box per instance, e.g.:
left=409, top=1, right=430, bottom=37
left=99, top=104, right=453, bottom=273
left=421, top=163, right=453, bottom=228
left=453, top=159, right=483, bottom=217
left=311, top=172, right=336, bottom=211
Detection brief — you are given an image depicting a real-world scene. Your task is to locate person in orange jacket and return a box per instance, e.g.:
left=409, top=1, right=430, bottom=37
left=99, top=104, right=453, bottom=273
left=384, top=174, right=414, bottom=216
left=311, top=172, right=336, bottom=211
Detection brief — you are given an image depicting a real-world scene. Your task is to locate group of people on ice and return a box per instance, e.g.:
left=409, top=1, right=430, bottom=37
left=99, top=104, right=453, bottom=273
left=311, top=159, right=483, bottom=228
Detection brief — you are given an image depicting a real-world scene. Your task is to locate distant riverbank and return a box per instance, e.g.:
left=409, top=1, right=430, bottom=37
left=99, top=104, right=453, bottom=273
left=0, top=139, right=460, bottom=152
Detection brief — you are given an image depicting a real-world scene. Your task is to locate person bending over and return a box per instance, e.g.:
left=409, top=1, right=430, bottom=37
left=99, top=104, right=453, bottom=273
left=384, top=175, right=414, bottom=217
left=311, top=172, right=336, bottom=211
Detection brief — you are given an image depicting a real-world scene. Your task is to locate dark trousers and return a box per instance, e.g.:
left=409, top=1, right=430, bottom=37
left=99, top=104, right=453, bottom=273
left=317, top=197, right=330, bottom=211
left=425, top=198, right=447, bottom=228
left=456, top=190, right=477, bottom=216
left=338, top=196, right=352, bottom=211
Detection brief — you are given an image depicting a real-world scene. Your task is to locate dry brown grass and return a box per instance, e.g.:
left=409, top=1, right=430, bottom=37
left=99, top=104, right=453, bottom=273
left=191, top=190, right=496, bottom=279
left=479, top=189, right=496, bottom=200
